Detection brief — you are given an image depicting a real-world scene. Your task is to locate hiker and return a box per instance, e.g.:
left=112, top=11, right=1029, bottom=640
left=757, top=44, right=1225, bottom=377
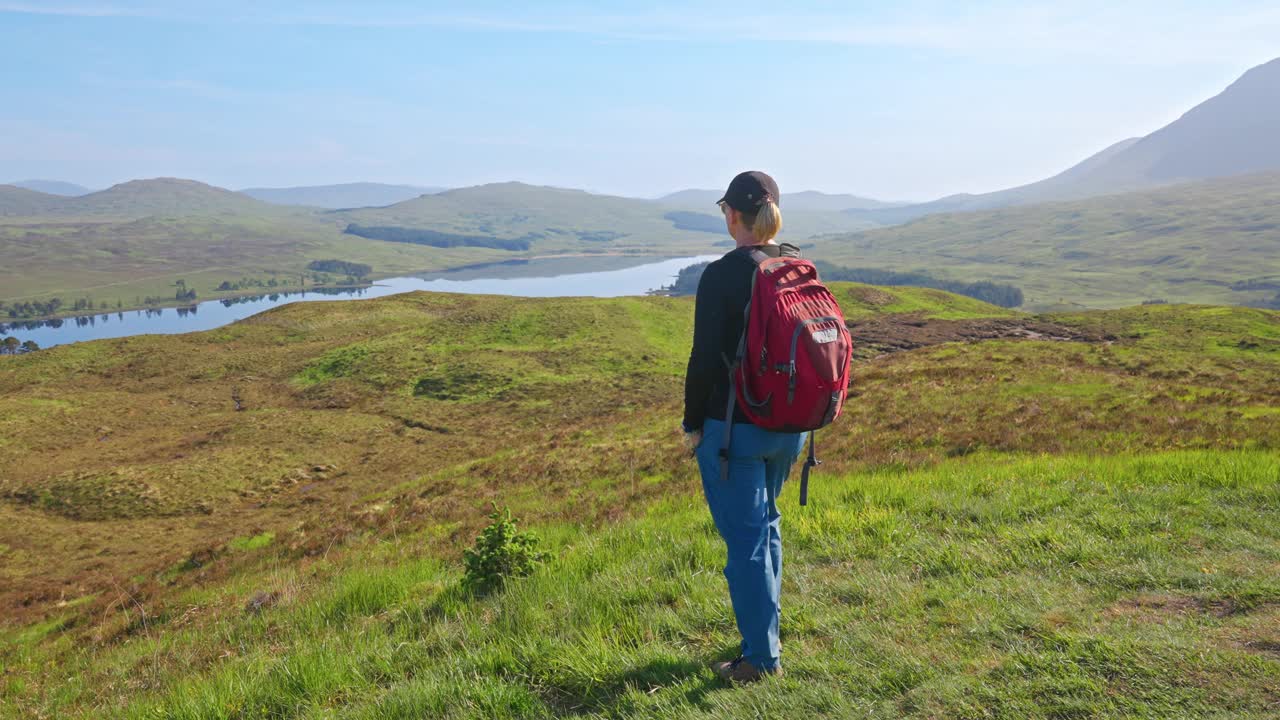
left=681, top=170, right=809, bottom=683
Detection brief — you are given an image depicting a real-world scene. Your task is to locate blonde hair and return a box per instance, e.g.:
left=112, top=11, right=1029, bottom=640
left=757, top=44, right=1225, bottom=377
left=742, top=199, right=782, bottom=243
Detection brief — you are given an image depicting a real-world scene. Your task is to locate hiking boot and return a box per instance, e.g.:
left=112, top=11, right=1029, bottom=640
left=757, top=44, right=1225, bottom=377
left=712, top=655, right=783, bottom=684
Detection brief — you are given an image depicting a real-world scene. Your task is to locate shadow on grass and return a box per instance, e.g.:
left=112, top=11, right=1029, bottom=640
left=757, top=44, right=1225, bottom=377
left=542, top=655, right=727, bottom=717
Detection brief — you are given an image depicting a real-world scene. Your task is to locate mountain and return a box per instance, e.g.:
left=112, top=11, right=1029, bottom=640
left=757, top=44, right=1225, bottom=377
left=658, top=188, right=897, bottom=211
left=815, top=172, right=1280, bottom=310
left=8, top=179, right=93, bottom=196
left=240, top=182, right=447, bottom=209
left=847, top=138, right=1143, bottom=225
left=58, top=177, right=281, bottom=217
left=0, top=178, right=281, bottom=219
left=853, top=57, right=1280, bottom=225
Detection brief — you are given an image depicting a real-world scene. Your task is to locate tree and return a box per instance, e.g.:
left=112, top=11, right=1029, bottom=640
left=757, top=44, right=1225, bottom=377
left=2, top=337, right=19, bottom=355
left=20, top=340, right=39, bottom=353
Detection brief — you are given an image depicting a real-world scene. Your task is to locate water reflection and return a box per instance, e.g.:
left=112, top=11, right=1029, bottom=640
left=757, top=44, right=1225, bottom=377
left=1, top=254, right=718, bottom=350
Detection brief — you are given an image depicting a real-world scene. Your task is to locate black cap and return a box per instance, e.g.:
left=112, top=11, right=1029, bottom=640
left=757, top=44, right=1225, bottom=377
left=717, top=170, right=780, bottom=213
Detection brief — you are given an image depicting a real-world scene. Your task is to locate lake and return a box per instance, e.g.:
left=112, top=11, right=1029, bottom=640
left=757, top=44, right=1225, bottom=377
left=1, top=254, right=720, bottom=350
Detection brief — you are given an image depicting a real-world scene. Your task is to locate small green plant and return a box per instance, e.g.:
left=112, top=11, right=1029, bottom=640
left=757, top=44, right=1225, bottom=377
left=462, top=507, right=548, bottom=595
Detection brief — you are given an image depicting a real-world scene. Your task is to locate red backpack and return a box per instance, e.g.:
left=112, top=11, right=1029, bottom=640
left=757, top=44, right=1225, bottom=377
left=718, top=249, right=853, bottom=505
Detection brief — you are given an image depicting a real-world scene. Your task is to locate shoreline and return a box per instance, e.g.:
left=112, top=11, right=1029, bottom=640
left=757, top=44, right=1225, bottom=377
left=0, top=252, right=704, bottom=333
left=0, top=280, right=379, bottom=332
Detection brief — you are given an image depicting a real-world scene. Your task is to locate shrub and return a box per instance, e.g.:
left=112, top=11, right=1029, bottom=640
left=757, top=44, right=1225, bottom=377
left=462, top=507, right=548, bottom=595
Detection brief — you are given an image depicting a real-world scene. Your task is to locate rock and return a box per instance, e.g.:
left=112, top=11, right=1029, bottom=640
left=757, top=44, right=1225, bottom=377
left=244, top=590, right=281, bottom=614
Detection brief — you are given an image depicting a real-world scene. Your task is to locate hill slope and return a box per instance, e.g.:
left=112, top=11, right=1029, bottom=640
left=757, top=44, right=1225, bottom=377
left=855, top=57, right=1280, bottom=224
left=815, top=173, right=1280, bottom=310
left=0, top=185, right=62, bottom=216
left=1, top=289, right=1277, bottom=717
left=240, top=182, right=447, bottom=209
left=55, top=178, right=278, bottom=217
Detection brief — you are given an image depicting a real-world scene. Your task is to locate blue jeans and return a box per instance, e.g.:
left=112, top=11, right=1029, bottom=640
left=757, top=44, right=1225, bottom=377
left=695, top=418, right=807, bottom=670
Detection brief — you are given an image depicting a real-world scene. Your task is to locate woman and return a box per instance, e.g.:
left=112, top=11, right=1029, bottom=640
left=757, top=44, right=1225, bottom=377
left=681, top=170, right=807, bottom=683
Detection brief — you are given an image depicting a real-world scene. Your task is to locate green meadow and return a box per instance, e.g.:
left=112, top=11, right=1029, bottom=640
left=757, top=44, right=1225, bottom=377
left=1, top=285, right=1277, bottom=717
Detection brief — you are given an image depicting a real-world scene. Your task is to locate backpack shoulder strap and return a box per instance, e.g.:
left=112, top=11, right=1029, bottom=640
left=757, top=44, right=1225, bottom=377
left=721, top=249, right=770, bottom=481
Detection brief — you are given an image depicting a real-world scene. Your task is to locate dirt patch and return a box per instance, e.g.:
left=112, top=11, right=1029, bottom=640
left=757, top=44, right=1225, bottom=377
left=1104, top=593, right=1265, bottom=623
left=847, top=313, right=1113, bottom=360
left=1242, top=639, right=1280, bottom=655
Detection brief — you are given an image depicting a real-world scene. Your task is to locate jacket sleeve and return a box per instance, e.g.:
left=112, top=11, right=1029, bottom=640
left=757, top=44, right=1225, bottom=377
left=683, top=263, right=724, bottom=432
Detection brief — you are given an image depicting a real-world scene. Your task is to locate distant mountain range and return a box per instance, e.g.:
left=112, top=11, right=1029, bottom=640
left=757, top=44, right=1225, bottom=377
left=239, top=182, right=447, bottom=209
left=657, top=188, right=900, bottom=212
left=851, top=56, right=1280, bottom=225
left=7, top=179, right=94, bottom=196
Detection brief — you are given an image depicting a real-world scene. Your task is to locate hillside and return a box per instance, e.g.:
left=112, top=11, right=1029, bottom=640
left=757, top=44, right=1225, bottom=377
left=53, top=178, right=279, bottom=218
left=4, top=178, right=284, bottom=220
left=1, top=288, right=1277, bottom=717
left=0, top=185, right=62, bottom=217
left=814, top=173, right=1280, bottom=310
left=240, top=183, right=447, bottom=209
left=855, top=57, right=1280, bottom=225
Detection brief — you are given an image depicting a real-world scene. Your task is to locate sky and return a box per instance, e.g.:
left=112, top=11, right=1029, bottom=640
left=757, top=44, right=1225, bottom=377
left=1, top=1, right=1277, bottom=201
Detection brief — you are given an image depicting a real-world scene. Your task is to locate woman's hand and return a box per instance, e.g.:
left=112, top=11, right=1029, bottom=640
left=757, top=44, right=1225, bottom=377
left=681, top=426, right=703, bottom=454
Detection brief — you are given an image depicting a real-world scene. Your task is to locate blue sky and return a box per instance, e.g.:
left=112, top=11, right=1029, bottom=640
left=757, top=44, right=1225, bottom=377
left=1, top=1, right=1277, bottom=200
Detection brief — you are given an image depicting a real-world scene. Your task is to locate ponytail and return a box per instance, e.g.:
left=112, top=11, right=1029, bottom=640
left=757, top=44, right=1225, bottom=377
left=745, top=199, right=782, bottom=243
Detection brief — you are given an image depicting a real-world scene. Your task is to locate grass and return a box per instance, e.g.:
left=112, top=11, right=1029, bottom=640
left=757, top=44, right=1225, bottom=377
left=3, top=451, right=1278, bottom=718
left=0, top=288, right=1277, bottom=717
left=838, top=282, right=1021, bottom=321
left=813, top=173, right=1280, bottom=310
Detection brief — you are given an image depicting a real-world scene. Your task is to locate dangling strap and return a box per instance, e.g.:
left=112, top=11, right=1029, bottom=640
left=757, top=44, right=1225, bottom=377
left=719, top=372, right=736, bottom=482
left=799, top=430, right=819, bottom=506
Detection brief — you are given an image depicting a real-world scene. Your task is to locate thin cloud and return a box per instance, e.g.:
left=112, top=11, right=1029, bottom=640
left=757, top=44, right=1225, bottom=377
left=5, top=1, right=1278, bottom=66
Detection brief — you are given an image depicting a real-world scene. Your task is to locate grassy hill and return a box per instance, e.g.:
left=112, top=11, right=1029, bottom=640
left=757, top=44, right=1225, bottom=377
left=1, top=287, right=1277, bottom=717
left=812, top=173, right=1280, bottom=310
left=0, top=185, right=63, bottom=217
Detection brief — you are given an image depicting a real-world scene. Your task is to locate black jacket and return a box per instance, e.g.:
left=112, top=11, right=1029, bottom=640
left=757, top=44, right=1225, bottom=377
left=682, top=242, right=801, bottom=432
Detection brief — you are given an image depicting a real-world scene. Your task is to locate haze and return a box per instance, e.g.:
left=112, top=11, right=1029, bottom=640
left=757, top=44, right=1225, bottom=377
left=2, top=0, right=1278, bottom=200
